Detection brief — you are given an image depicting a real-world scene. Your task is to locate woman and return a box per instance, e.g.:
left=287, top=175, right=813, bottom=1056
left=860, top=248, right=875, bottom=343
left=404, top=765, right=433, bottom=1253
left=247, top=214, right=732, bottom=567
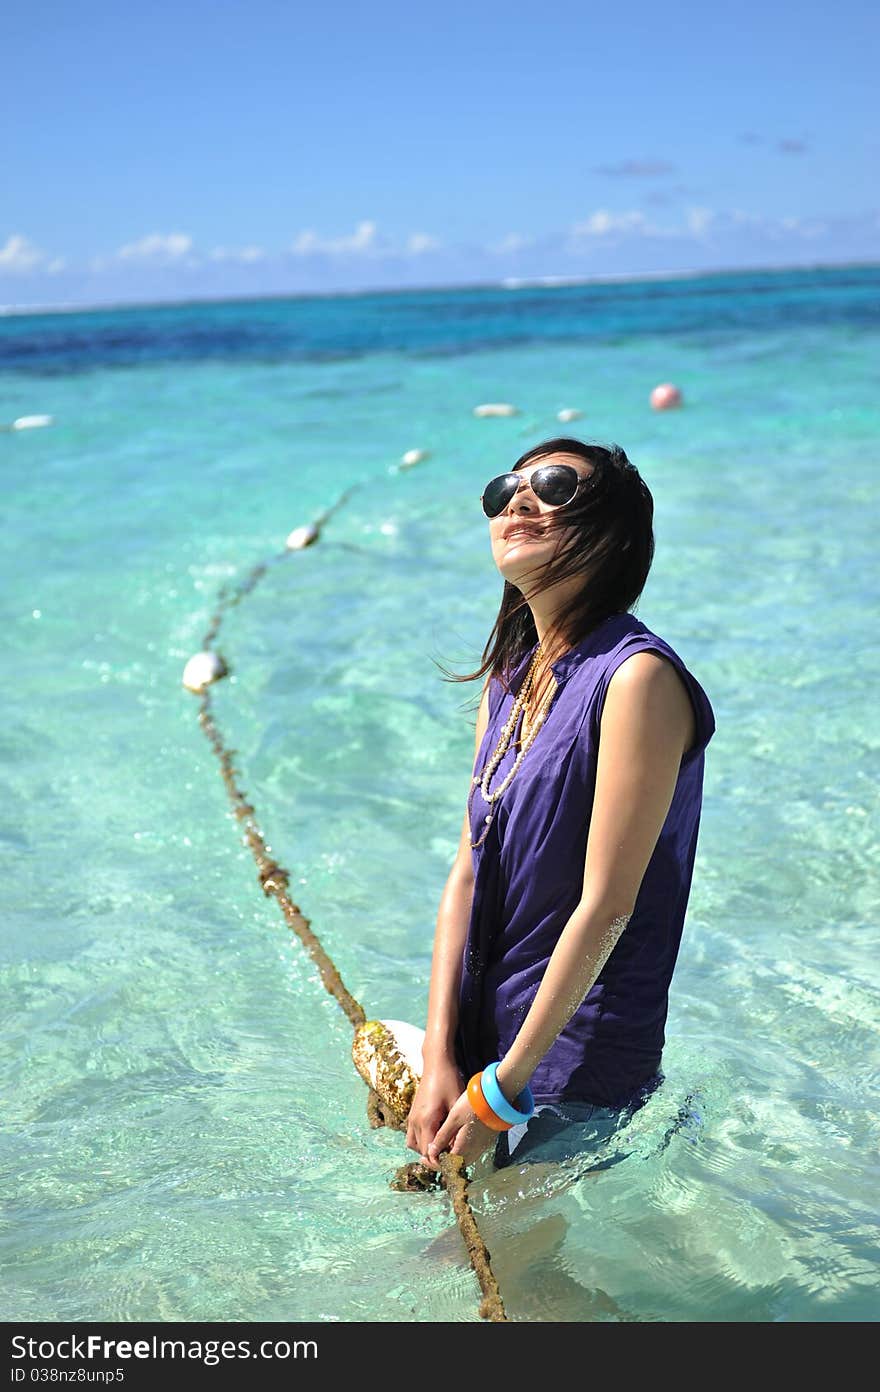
left=405, top=438, right=716, bottom=1173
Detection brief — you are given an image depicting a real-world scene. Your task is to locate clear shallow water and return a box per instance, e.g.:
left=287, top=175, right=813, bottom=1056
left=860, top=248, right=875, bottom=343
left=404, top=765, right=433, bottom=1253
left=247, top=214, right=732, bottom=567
left=1, top=267, right=878, bottom=1322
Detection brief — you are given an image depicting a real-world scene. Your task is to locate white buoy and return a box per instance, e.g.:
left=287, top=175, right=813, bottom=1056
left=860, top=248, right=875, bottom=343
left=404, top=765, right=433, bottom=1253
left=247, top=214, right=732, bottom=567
left=285, top=523, right=319, bottom=550
left=11, top=414, right=54, bottom=430
left=400, top=448, right=429, bottom=469
left=182, top=651, right=228, bottom=694
left=351, top=1019, right=425, bottom=1124
left=557, top=408, right=583, bottom=423
left=473, top=402, right=518, bottom=418
left=380, top=1020, right=425, bottom=1077
left=650, top=383, right=683, bottom=411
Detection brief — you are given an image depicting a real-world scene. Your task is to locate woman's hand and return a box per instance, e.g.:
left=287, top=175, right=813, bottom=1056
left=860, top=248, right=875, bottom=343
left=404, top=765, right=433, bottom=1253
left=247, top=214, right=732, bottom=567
left=425, top=1089, right=499, bottom=1170
left=405, top=1058, right=465, bottom=1162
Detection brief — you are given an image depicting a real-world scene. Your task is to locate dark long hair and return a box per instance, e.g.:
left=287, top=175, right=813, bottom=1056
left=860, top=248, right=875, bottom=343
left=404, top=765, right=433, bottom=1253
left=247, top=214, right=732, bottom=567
left=445, top=437, right=655, bottom=692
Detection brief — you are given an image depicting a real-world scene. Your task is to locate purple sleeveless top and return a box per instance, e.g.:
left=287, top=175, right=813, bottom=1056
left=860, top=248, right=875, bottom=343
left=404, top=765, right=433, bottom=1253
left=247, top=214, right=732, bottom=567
left=455, top=611, right=716, bottom=1108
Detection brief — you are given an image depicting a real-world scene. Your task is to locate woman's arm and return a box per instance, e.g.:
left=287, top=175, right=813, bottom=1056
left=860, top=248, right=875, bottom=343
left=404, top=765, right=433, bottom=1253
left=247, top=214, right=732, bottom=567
left=427, top=652, right=695, bottom=1166
left=405, top=679, right=492, bottom=1160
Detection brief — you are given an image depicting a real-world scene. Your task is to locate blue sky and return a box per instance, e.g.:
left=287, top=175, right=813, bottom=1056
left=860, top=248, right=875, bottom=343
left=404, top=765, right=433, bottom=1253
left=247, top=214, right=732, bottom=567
left=2, top=0, right=877, bottom=306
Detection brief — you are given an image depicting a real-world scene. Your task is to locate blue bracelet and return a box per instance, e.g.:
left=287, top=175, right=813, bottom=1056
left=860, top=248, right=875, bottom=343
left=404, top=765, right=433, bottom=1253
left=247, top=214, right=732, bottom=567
left=481, top=1061, right=535, bottom=1126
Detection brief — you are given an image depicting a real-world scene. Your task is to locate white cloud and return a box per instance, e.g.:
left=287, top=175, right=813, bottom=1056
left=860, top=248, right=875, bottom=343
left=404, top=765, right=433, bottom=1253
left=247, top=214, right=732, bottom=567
left=406, top=232, right=441, bottom=255
left=209, top=244, right=266, bottom=263
left=487, top=232, right=535, bottom=255
left=567, top=205, right=733, bottom=247
left=347, top=220, right=378, bottom=252
left=288, top=221, right=440, bottom=260
left=779, top=215, right=827, bottom=238
left=571, top=209, right=656, bottom=238
left=732, top=208, right=763, bottom=228
left=0, top=234, right=48, bottom=273
left=116, top=232, right=194, bottom=263
left=291, top=220, right=381, bottom=257
left=290, top=230, right=319, bottom=254
left=686, top=206, right=715, bottom=238
left=730, top=209, right=830, bottom=240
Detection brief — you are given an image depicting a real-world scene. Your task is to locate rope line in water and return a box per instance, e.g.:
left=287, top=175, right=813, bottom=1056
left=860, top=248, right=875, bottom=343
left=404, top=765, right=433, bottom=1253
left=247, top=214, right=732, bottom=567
left=192, top=486, right=508, bottom=1322
left=197, top=695, right=367, bottom=1030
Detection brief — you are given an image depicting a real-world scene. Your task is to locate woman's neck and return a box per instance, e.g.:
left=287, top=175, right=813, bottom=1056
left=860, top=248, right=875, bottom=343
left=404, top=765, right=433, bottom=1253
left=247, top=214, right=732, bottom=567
left=526, top=586, right=576, bottom=663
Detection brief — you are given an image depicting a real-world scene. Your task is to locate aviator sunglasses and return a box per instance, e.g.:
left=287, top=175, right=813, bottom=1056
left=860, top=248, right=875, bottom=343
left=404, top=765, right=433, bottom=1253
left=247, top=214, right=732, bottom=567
left=481, top=463, right=589, bottom=519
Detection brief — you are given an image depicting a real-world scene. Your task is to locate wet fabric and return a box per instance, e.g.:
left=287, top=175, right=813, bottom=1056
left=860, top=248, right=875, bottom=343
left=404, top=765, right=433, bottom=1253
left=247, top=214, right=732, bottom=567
left=455, top=611, right=716, bottom=1108
left=492, top=1098, right=637, bottom=1171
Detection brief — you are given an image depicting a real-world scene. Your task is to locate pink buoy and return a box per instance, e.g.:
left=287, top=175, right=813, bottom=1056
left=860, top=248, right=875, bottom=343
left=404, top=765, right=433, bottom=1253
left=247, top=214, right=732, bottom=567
left=650, top=383, right=683, bottom=411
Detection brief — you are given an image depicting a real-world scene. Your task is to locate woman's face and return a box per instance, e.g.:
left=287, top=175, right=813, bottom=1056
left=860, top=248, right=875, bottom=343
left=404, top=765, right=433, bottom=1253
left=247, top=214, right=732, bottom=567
left=488, top=452, right=594, bottom=591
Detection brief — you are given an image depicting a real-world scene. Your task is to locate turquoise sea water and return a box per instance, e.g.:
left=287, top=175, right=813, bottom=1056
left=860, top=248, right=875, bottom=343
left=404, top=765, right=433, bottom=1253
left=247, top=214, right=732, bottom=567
left=2, top=267, right=878, bottom=1322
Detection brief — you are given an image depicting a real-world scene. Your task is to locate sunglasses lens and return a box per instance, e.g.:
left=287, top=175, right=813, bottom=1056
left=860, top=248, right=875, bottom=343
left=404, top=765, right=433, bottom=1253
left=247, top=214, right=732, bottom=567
left=532, top=465, right=580, bottom=506
left=481, top=474, right=518, bottom=518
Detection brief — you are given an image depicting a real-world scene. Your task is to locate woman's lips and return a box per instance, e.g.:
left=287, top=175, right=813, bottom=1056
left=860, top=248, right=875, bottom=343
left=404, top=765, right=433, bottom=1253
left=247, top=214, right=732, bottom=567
left=504, top=527, right=542, bottom=543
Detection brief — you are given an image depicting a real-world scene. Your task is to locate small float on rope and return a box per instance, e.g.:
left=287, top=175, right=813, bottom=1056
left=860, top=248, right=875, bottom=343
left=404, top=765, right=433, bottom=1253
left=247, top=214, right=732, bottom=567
left=473, top=402, right=518, bottom=418
left=352, top=1019, right=425, bottom=1127
left=650, top=383, right=683, bottom=411
left=557, top=407, right=583, bottom=423
left=398, top=447, right=430, bottom=470
left=4, top=414, right=54, bottom=431
left=182, top=650, right=228, bottom=694
left=285, top=522, right=320, bottom=551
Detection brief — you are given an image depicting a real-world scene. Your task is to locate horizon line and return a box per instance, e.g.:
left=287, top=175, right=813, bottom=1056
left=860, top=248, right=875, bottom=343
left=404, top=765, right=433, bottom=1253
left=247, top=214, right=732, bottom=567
left=1, top=256, right=878, bottom=320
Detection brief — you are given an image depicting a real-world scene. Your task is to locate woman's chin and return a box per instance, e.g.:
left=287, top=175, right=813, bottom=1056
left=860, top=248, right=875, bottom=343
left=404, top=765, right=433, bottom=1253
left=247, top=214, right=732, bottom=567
left=497, top=559, right=547, bottom=590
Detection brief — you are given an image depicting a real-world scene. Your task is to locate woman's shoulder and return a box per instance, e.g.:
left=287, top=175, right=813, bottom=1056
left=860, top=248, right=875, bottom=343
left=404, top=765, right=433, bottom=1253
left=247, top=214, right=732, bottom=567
left=591, top=614, right=703, bottom=683
left=587, top=616, right=717, bottom=758
left=604, top=613, right=676, bottom=662
left=605, top=649, right=698, bottom=755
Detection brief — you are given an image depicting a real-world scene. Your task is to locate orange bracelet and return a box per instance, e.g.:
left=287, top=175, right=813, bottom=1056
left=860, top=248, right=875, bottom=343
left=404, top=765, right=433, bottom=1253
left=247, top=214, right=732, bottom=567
left=467, top=1071, right=513, bottom=1131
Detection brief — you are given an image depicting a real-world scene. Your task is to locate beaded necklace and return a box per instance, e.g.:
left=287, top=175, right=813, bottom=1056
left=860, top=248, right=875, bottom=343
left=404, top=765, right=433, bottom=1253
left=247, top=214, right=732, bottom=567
left=469, top=644, right=558, bottom=849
